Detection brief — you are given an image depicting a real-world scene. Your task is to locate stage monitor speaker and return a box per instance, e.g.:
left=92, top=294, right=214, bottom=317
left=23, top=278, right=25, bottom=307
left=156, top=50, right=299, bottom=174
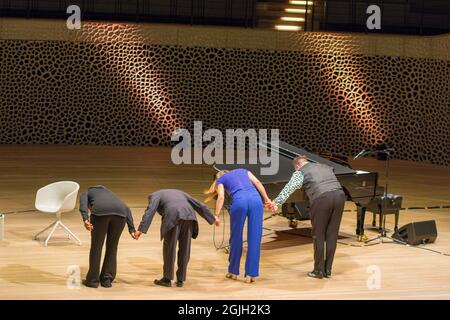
left=392, top=220, right=437, bottom=245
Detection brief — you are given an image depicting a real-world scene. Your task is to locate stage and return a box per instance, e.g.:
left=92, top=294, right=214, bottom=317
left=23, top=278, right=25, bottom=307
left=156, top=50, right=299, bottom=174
left=0, top=145, right=449, bottom=299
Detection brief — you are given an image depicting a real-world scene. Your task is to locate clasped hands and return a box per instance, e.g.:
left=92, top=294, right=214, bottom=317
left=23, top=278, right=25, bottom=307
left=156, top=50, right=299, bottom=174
left=265, top=200, right=279, bottom=213
left=131, top=230, right=142, bottom=240
left=214, top=215, right=220, bottom=227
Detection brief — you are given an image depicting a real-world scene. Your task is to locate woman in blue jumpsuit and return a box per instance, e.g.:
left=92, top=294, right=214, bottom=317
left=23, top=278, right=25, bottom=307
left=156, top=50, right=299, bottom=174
left=205, top=169, right=273, bottom=283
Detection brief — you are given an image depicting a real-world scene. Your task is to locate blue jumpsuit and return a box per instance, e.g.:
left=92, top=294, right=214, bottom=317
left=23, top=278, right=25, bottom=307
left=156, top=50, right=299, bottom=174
left=217, top=169, right=263, bottom=277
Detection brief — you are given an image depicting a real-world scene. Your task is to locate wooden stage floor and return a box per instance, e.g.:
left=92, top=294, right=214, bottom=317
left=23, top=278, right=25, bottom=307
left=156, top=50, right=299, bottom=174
left=0, top=145, right=449, bottom=300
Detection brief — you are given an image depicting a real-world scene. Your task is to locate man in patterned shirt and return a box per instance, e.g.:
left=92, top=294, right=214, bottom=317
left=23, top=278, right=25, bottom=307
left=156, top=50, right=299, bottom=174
left=270, top=155, right=346, bottom=279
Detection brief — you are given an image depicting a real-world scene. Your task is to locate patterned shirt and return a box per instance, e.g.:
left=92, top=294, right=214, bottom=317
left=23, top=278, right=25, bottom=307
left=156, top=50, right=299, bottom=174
left=273, top=170, right=305, bottom=206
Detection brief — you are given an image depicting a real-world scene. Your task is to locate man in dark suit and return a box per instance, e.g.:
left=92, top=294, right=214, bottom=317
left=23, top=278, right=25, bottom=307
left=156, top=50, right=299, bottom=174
left=79, top=185, right=136, bottom=288
left=134, top=189, right=219, bottom=287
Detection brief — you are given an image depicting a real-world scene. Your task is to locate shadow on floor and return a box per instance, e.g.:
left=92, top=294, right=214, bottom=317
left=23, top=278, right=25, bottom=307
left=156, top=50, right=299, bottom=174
left=7, top=226, right=84, bottom=247
left=261, top=227, right=349, bottom=250
left=0, top=264, right=66, bottom=285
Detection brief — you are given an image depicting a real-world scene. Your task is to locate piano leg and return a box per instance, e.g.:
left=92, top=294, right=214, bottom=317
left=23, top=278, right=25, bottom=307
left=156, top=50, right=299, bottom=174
left=356, top=206, right=368, bottom=242
left=378, top=205, right=383, bottom=231
left=394, top=210, right=399, bottom=232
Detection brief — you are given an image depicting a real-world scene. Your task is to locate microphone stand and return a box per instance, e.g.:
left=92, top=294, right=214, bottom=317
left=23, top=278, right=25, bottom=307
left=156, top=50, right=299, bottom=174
left=365, top=149, right=398, bottom=244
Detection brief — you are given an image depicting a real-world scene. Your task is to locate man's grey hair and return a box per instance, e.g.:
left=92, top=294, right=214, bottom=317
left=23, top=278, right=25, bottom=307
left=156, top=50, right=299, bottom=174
left=292, top=155, right=308, bottom=167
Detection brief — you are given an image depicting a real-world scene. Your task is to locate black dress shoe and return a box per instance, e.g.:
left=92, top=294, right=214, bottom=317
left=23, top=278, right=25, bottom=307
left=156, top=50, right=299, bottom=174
left=101, top=279, right=112, bottom=288
left=307, top=271, right=324, bottom=279
left=324, top=271, right=332, bottom=278
left=154, top=277, right=172, bottom=287
left=82, top=279, right=99, bottom=288
left=176, top=280, right=184, bottom=287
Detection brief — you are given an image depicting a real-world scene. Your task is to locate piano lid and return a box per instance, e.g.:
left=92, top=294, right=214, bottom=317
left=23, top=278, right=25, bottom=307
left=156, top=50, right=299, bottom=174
left=214, top=140, right=356, bottom=184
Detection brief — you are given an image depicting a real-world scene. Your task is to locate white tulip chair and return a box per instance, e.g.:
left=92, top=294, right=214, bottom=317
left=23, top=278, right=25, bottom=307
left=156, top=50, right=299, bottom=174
left=33, top=181, right=81, bottom=246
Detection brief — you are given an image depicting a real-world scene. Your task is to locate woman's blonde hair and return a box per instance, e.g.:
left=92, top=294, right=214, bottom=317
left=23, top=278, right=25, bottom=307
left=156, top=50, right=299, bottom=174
left=204, top=170, right=229, bottom=203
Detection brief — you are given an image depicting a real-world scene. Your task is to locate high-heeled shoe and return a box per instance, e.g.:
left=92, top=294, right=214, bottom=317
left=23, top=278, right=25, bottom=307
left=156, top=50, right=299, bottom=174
left=244, top=276, right=256, bottom=284
left=225, top=273, right=238, bottom=280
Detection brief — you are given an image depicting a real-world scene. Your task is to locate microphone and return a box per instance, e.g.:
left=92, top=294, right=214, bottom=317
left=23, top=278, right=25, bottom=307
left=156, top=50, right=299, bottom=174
left=354, top=149, right=368, bottom=160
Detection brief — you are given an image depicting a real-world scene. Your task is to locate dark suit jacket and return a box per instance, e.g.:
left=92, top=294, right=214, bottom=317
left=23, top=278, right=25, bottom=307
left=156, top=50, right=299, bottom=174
left=138, top=189, right=215, bottom=240
left=79, top=185, right=135, bottom=233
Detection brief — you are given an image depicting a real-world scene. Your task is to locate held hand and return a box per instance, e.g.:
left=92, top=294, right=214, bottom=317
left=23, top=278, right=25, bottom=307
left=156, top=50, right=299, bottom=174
left=84, top=220, right=93, bottom=231
left=133, top=231, right=142, bottom=240
left=214, top=216, right=221, bottom=227
left=264, top=200, right=273, bottom=209
left=270, top=203, right=279, bottom=212
left=266, top=200, right=278, bottom=212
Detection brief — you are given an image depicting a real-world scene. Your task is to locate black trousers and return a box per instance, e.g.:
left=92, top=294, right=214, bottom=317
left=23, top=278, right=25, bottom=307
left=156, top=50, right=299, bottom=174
left=163, top=219, right=195, bottom=282
left=310, top=190, right=346, bottom=273
left=86, top=214, right=125, bottom=284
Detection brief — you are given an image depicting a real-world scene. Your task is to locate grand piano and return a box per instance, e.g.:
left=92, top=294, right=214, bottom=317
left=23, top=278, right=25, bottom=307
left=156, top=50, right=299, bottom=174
left=214, top=140, right=383, bottom=241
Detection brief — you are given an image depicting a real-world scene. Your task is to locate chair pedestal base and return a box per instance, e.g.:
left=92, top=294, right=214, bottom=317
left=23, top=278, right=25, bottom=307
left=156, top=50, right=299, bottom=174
left=34, top=219, right=82, bottom=247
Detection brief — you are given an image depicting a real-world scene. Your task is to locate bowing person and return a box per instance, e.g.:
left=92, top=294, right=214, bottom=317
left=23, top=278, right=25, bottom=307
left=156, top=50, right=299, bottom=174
left=79, top=185, right=136, bottom=288
left=270, top=155, right=346, bottom=279
left=134, top=189, right=219, bottom=287
left=205, top=169, right=273, bottom=284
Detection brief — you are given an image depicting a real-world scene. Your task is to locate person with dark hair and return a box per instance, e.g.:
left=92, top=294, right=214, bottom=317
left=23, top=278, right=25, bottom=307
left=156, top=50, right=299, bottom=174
left=79, top=185, right=136, bottom=288
left=270, top=155, right=346, bottom=279
left=134, top=189, right=219, bottom=288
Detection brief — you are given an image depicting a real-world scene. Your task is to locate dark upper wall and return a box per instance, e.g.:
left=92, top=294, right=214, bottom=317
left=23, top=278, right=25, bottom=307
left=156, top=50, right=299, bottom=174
left=0, top=19, right=449, bottom=165
left=1, top=1, right=448, bottom=34
left=321, top=0, right=450, bottom=35
left=0, top=0, right=257, bottom=27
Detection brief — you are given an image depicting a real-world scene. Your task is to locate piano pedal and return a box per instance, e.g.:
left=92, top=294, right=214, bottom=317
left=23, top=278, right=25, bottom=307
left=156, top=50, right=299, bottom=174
left=357, top=234, right=368, bottom=242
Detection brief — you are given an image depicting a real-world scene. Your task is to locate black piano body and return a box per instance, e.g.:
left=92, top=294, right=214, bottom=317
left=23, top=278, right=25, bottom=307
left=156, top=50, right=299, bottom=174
left=214, top=141, right=383, bottom=239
